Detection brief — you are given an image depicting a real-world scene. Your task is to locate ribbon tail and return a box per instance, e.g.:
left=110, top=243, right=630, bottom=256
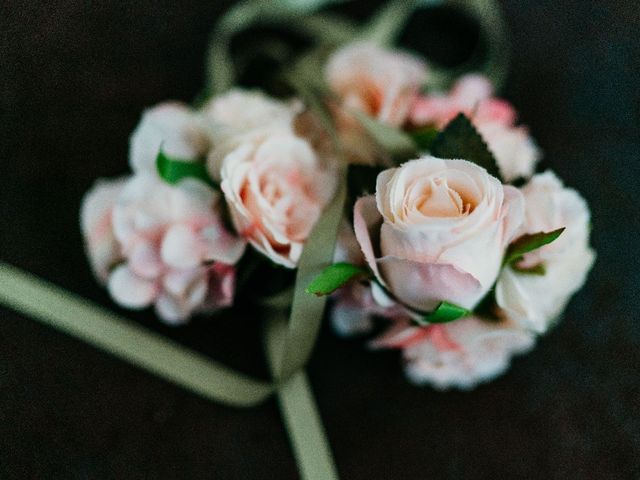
left=0, top=262, right=274, bottom=408
left=266, top=314, right=339, bottom=480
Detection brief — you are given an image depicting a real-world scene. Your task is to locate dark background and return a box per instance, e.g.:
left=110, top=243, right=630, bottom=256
left=1, top=1, right=639, bottom=478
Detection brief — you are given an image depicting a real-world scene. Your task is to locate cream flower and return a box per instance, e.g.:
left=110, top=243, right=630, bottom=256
left=496, top=171, right=595, bottom=333
left=129, top=102, right=210, bottom=173
left=371, top=317, right=535, bottom=390
left=410, top=74, right=540, bottom=182
left=202, top=89, right=303, bottom=179
left=81, top=173, right=246, bottom=324
left=221, top=132, right=337, bottom=268
left=326, top=42, right=428, bottom=127
left=354, top=156, right=524, bottom=312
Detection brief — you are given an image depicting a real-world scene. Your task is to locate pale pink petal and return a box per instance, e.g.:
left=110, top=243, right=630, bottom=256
left=128, top=241, right=163, bottom=279
left=160, top=224, right=203, bottom=269
left=353, top=196, right=384, bottom=281
left=200, top=223, right=246, bottom=265
left=501, top=185, right=525, bottom=245
left=369, top=321, right=429, bottom=349
left=377, top=256, right=483, bottom=311
left=107, top=265, right=157, bottom=309
left=451, top=74, right=493, bottom=106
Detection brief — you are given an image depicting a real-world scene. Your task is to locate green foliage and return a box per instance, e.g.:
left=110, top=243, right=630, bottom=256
left=417, top=301, right=471, bottom=325
left=430, top=113, right=501, bottom=178
left=410, top=126, right=439, bottom=151
left=504, top=228, right=565, bottom=266
left=156, top=149, right=215, bottom=188
left=306, top=263, right=369, bottom=296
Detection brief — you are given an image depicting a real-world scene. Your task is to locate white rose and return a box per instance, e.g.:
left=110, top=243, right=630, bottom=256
left=129, top=102, right=209, bottom=173
left=221, top=132, right=337, bottom=268
left=326, top=42, right=427, bottom=127
left=496, top=171, right=595, bottom=333
left=202, top=89, right=303, bottom=179
left=354, top=156, right=524, bottom=312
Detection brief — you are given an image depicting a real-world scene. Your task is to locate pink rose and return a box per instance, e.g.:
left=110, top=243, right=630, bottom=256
left=326, top=42, right=428, bottom=127
left=354, top=156, right=524, bottom=312
left=410, top=74, right=540, bottom=181
left=81, top=173, right=246, bottom=324
left=221, top=132, right=337, bottom=268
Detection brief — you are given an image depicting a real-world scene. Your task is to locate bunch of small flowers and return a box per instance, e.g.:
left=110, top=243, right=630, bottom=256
left=81, top=41, right=594, bottom=389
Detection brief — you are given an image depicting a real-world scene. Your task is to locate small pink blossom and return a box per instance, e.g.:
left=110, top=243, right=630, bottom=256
left=410, top=74, right=540, bottom=181
left=371, top=316, right=535, bottom=390
left=326, top=42, right=428, bottom=127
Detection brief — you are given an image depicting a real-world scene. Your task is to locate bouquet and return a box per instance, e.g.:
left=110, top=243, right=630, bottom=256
left=1, top=1, right=596, bottom=478
left=80, top=32, right=594, bottom=393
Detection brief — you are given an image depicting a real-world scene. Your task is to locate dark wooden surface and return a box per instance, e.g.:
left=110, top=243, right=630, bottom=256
left=1, top=1, right=639, bottom=478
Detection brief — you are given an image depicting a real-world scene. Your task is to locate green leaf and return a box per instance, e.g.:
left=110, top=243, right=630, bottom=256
left=512, top=263, right=547, bottom=275
left=352, top=110, right=418, bottom=160
left=418, top=301, right=470, bottom=325
left=156, top=149, right=215, bottom=188
left=305, top=262, right=369, bottom=296
left=410, top=126, right=439, bottom=151
left=430, top=113, right=501, bottom=179
left=504, top=228, right=565, bottom=266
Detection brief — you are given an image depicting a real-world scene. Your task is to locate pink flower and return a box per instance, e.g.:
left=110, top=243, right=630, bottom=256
left=370, top=317, right=535, bottom=390
left=410, top=74, right=540, bottom=181
left=326, top=42, right=428, bottom=127
left=221, top=132, right=337, bottom=268
left=354, top=156, right=524, bottom=313
left=81, top=173, right=246, bottom=324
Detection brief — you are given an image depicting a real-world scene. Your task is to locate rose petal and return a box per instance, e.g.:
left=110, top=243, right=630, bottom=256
left=377, top=256, right=482, bottom=311
left=353, top=196, right=385, bottom=282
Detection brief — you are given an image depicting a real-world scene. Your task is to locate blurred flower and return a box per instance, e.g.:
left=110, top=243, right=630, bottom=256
left=81, top=174, right=245, bottom=324
left=371, top=317, right=535, bottom=390
left=326, top=42, right=427, bottom=127
left=129, top=102, right=210, bottom=173
left=496, top=171, right=595, bottom=333
left=411, top=74, right=540, bottom=181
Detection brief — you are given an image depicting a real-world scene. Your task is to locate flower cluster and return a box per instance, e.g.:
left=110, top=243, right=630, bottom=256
left=81, top=41, right=594, bottom=388
left=82, top=91, right=338, bottom=323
